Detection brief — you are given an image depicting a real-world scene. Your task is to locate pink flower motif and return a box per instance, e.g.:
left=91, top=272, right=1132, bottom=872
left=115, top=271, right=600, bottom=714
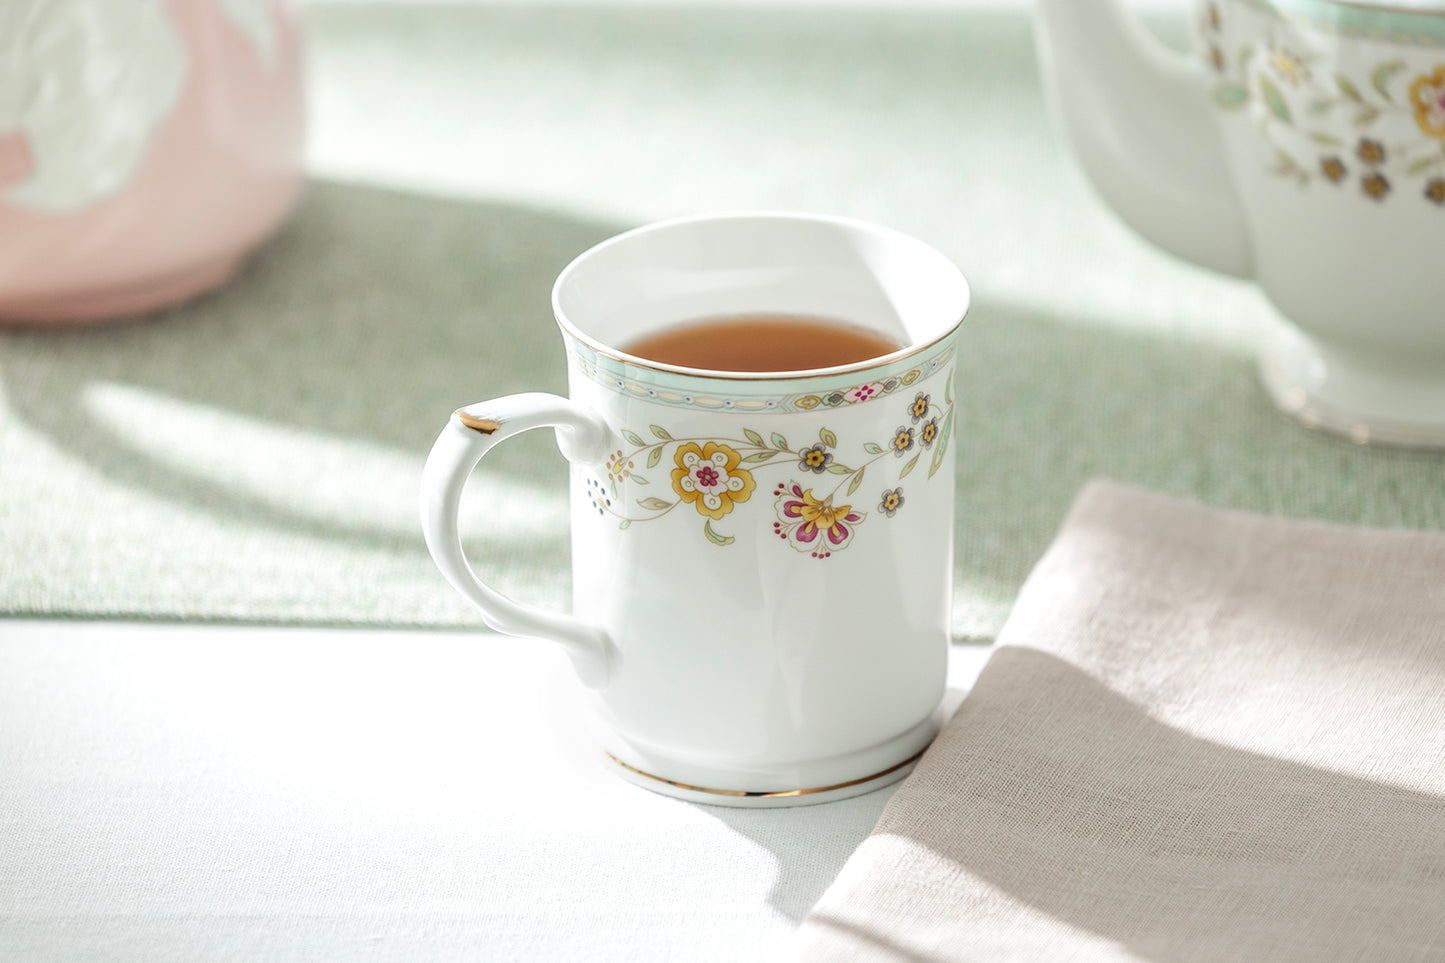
left=772, top=482, right=864, bottom=558
left=843, top=382, right=885, bottom=404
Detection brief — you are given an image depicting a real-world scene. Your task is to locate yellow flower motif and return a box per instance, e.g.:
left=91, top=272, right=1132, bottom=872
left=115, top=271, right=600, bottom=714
left=1269, top=45, right=1310, bottom=86
left=798, top=443, right=833, bottom=474
left=670, top=442, right=755, bottom=520
left=1411, top=66, right=1445, bottom=139
left=798, top=493, right=852, bottom=533
left=1362, top=172, right=1391, bottom=201
left=606, top=449, right=634, bottom=484
left=919, top=417, right=940, bottom=449
left=1357, top=138, right=1386, bottom=166
left=890, top=426, right=915, bottom=456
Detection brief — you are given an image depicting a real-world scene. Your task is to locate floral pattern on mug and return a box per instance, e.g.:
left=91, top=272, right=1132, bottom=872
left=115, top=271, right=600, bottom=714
left=772, top=483, right=862, bottom=558
left=1412, top=67, right=1445, bottom=138
left=589, top=371, right=955, bottom=554
left=798, top=442, right=833, bottom=474
left=670, top=442, right=755, bottom=520
left=919, top=416, right=941, bottom=449
left=843, top=382, right=885, bottom=404
left=1204, top=4, right=1445, bottom=205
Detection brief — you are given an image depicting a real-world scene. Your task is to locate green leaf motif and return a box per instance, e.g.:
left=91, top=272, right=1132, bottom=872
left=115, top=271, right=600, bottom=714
left=864, top=442, right=884, bottom=455
left=646, top=446, right=663, bottom=468
left=637, top=497, right=671, bottom=511
left=618, top=519, right=631, bottom=530
left=1259, top=75, right=1291, bottom=123
left=928, top=412, right=954, bottom=478
left=1354, top=108, right=1380, bottom=127
left=742, top=450, right=780, bottom=463
left=743, top=428, right=766, bottom=448
left=820, top=427, right=838, bottom=449
left=1372, top=60, right=1406, bottom=102
left=1212, top=82, right=1250, bottom=109
left=622, top=430, right=646, bottom=448
left=1336, top=75, right=1364, bottom=103
left=632, top=474, right=650, bottom=485
left=826, top=465, right=850, bottom=475
left=1309, top=131, right=1343, bottom=147
left=846, top=468, right=866, bottom=496
left=899, top=452, right=921, bottom=480
left=650, top=425, right=672, bottom=441
left=771, top=432, right=789, bottom=451
left=704, top=520, right=734, bottom=547
left=1408, top=155, right=1442, bottom=176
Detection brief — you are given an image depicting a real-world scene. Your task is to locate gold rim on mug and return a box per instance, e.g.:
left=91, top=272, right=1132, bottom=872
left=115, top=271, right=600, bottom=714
left=604, top=748, right=928, bottom=798
left=573, top=312, right=969, bottom=384
left=550, top=211, right=972, bottom=385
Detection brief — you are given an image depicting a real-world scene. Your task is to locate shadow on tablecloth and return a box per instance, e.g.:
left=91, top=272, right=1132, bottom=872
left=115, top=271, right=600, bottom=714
left=1, top=175, right=1441, bottom=626
left=0, top=180, right=620, bottom=621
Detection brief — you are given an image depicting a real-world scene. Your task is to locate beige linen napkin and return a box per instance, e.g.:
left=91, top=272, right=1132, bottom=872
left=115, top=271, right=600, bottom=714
left=794, top=479, right=1445, bottom=962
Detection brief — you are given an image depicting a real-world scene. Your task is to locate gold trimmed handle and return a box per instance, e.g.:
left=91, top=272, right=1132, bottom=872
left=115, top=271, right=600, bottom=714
left=420, top=393, right=617, bottom=687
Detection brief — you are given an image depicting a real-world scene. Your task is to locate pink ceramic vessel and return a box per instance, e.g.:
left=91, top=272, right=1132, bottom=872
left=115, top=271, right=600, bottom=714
left=0, top=0, right=305, bottom=323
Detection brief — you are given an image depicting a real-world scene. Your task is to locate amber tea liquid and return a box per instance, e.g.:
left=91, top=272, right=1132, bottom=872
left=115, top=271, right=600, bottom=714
left=621, top=314, right=903, bottom=372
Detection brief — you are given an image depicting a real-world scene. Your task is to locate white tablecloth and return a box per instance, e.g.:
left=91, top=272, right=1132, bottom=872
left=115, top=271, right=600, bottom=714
left=0, top=620, right=990, bottom=961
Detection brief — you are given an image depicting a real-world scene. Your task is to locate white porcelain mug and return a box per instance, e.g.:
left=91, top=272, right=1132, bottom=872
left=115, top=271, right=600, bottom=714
left=420, top=213, right=970, bottom=806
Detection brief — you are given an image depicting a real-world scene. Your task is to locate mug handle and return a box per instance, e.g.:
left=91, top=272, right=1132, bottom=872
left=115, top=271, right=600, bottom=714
left=419, top=392, right=617, bottom=688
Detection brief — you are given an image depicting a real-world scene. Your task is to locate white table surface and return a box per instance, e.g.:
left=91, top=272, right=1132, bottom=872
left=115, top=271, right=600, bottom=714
left=0, top=619, right=992, bottom=961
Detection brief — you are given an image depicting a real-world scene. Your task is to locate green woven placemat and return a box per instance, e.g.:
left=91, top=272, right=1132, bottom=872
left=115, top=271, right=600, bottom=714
left=3, top=4, right=1440, bottom=638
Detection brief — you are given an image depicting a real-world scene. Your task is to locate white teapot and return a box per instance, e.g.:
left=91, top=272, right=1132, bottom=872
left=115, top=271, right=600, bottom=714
left=1034, top=0, right=1445, bottom=446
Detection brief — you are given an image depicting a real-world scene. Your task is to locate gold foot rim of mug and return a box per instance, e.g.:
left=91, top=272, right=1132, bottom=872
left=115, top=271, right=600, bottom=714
left=604, top=748, right=927, bottom=799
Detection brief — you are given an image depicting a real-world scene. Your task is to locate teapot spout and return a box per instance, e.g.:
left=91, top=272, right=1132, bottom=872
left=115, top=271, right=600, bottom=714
left=1033, top=0, right=1252, bottom=278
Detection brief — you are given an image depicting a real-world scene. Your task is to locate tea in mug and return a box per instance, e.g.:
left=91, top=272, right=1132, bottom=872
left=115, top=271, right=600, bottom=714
left=621, top=314, right=903, bottom=373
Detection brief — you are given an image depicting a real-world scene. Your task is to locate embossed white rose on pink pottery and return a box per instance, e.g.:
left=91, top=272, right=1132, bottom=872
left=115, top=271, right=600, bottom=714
left=0, top=0, right=304, bottom=323
left=1035, top=0, right=1445, bottom=447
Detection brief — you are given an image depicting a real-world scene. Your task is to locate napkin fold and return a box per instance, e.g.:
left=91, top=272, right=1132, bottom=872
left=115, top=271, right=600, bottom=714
left=794, top=479, right=1445, bottom=962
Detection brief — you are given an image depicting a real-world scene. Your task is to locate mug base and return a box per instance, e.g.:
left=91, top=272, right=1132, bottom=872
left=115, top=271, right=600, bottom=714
left=1259, top=322, right=1445, bottom=450
left=599, top=717, right=939, bottom=808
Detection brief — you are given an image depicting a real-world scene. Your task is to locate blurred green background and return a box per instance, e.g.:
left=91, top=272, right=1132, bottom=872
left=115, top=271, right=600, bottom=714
left=2, top=2, right=1440, bottom=639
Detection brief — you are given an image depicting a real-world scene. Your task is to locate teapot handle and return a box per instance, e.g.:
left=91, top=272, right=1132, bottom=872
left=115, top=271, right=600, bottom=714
left=1033, top=0, right=1253, bottom=278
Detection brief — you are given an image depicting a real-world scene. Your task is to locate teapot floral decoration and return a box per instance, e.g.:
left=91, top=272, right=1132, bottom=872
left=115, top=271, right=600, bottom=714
left=1034, top=0, right=1445, bottom=447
